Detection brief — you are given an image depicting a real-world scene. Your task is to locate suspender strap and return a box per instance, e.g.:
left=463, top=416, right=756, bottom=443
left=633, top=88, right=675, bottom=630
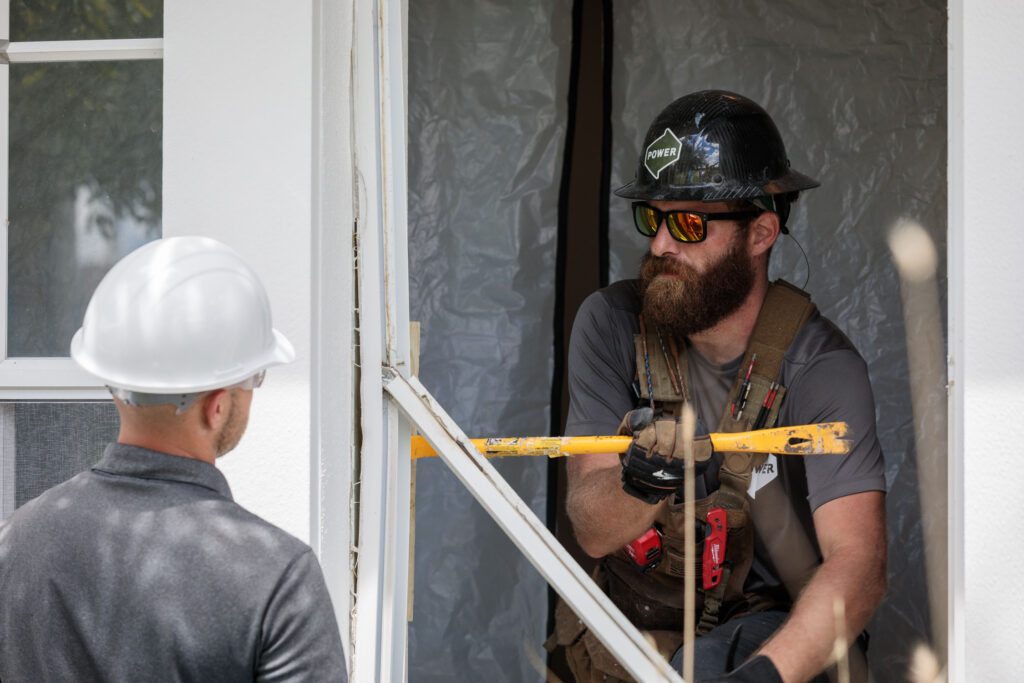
left=625, top=280, right=816, bottom=637
left=634, top=280, right=815, bottom=412
left=719, top=279, right=816, bottom=433
left=697, top=280, right=815, bottom=634
left=715, top=280, right=816, bottom=494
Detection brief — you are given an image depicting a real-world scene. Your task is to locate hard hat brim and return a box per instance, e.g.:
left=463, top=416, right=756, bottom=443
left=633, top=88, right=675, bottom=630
left=613, top=169, right=821, bottom=202
left=71, top=326, right=296, bottom=395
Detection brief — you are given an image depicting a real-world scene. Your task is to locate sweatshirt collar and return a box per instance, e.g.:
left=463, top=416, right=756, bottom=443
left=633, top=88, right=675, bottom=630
left=92, top=442, right=233, bottom=500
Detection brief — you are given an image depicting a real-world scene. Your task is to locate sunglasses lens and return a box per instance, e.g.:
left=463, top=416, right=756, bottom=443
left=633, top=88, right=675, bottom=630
left=632, top=203, right=706, bottom=242
left=633, top=203, right=661, bottom=237
left=666, top=212, right=704, bottom=242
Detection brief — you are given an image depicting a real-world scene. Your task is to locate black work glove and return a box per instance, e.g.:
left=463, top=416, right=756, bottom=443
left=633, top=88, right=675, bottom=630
left=618, top=407, right=713, bottom=505
left=698, top=655, right=783, bottom=683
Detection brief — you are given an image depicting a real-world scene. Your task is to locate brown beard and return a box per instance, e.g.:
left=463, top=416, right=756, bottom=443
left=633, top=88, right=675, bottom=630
left=639, top=234, right=755, bottom=339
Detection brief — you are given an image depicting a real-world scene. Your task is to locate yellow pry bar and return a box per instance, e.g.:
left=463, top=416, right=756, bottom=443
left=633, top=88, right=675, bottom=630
left=410, top=421, right=851, bottom=460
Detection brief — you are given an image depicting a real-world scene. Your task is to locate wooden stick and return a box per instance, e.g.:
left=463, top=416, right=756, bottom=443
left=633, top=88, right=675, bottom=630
left=681, top=405, right=696, bottom=683
left=889, top=220, right=948, bottom=664
left=833, top=597, right=850, bottom=683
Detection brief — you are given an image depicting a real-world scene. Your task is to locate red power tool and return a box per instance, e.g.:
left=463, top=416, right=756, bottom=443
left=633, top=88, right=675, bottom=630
left=623, top=526, right=662, bottom=571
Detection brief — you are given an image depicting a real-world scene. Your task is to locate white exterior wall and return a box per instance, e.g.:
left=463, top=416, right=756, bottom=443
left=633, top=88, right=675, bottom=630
left=957, top=1, right=1024, bottom=679
left=162, top=2, right=355, bottom=669
left=162, top=3, right=314, bottom=543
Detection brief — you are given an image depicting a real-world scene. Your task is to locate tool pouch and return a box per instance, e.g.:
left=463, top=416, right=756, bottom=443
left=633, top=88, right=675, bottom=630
left=550, top=568, right=686, bottom=683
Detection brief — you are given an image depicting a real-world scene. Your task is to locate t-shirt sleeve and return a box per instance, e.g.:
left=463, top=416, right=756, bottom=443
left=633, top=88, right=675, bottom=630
left=257, top=549, right=349, bottom=682
left=564, top=290, right=638, bottom=437
left=783, top=348, right=887, bottom=511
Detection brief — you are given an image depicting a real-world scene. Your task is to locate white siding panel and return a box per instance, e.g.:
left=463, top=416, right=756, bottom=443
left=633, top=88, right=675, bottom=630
left=163, top=1, right=314, bottom=544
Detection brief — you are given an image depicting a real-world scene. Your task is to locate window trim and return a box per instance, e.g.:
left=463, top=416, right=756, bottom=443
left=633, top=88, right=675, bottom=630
left=3, top=38, right=162, bottom=63
left=0, top=359, right=110, bottom=399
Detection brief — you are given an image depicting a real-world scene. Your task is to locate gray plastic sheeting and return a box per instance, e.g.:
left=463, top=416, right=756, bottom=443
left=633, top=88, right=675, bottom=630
left=407, top=0, right=945, bottom=680
left=608, top=2, right=946, bottom=680
left=407, top=1, right=570, bottom=681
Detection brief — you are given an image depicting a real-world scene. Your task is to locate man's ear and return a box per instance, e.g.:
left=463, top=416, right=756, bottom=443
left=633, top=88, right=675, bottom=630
left=201, top=389, right=231, bottom=432
left=748, top=211, right=781, bottom=257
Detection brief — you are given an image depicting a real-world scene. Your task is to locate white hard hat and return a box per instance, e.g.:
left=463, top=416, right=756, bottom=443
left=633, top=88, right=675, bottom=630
left=70, top=236, right=295, bottom=394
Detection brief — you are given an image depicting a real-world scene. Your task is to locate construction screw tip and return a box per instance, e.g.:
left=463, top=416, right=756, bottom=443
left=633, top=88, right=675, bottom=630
left=888, top=219, right=938, bottom=283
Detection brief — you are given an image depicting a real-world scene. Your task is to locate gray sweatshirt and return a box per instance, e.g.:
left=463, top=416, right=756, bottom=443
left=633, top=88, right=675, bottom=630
left=0, top=443, right=348, bottom=682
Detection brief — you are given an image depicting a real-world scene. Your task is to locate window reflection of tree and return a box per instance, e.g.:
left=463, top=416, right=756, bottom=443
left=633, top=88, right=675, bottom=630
left=675, top=135, right=719, bottom=186
left=12, top=0, right=162, bottom=41
left=7, top=1, right=162, bottom=357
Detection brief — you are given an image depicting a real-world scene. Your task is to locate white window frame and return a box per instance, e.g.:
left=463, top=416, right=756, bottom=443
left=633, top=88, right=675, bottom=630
left=339, top=0, right=680, bottom=680
left=0, top=4, right=162, bottom=400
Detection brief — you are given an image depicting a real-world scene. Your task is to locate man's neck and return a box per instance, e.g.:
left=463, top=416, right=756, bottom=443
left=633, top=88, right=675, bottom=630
left=687, top=277, right=770, bottom=364
left=113, top=394, right=225, bottom=465
left=117, top=429, right=218, bottom=465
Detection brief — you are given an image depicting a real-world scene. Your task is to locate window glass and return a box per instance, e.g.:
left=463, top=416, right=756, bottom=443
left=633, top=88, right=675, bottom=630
left=11, top=401, right=119, bottom=507
left=8, top=59, right=162, bottom=357
left=10, top=0, right=163, bottom=41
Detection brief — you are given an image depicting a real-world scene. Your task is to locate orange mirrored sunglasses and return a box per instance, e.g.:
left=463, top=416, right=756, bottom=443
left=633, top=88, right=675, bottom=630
left=632, top=202, right=761, bottom=243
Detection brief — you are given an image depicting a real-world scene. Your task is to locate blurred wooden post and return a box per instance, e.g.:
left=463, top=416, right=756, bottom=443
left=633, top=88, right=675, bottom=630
left=889, top=221, right=948, bottom=664
left=681, top=405, right=696, bottom=683
left=408, top=322, right=420, bottom=621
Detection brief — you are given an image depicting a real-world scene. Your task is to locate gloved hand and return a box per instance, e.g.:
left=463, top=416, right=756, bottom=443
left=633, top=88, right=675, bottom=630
left=698, top=655, right=783, bottom=683
left=617, top=407, right=712, bottom=504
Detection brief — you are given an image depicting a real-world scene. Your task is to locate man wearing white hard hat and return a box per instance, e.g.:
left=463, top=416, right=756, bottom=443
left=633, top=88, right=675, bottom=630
left=0, top=237, right=348, bottom=681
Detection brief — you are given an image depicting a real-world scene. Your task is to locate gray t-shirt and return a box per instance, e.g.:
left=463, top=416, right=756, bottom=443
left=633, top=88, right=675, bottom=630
left=0, top=443, right=348, bottom=682
left=566, top=280, right=886, bottom=595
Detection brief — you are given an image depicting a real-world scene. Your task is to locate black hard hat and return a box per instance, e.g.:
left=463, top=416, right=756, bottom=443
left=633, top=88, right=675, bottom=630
left=615, top=90, right=820, bottom=203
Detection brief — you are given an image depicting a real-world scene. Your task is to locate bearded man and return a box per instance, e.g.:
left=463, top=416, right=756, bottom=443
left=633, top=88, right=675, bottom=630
left=557, top=91, right=887, bottom=683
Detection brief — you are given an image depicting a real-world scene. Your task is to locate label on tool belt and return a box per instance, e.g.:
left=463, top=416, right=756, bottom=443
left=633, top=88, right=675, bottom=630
left=702, top=507, right=727, bottom=590
left=623, top=527, right=662, bottom=571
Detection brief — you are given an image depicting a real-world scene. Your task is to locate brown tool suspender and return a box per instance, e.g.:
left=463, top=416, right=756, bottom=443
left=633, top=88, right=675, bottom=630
left=712, top=279, right=817, bottom=513
left=633, top=279, right=816, bottom=634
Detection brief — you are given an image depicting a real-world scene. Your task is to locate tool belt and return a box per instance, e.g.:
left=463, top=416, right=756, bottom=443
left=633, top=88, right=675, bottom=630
left=551, top=280, right=815, bottom=682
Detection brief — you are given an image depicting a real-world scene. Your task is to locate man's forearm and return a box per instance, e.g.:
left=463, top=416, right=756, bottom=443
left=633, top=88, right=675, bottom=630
left=566, top=462, right=663, bottom=557
left=757, top=553, right=884, bottom=682
left=756, top=494, right=887, bottom=683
